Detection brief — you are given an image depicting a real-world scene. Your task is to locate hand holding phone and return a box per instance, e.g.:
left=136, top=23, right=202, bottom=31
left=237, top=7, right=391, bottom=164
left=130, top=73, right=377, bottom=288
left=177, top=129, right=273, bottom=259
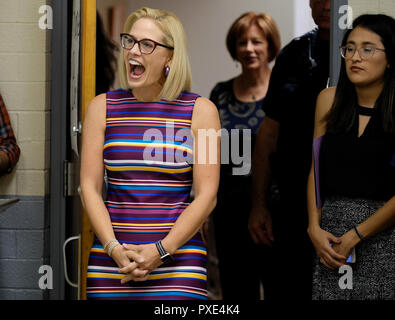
left=330, top=243, right=356, bottom=264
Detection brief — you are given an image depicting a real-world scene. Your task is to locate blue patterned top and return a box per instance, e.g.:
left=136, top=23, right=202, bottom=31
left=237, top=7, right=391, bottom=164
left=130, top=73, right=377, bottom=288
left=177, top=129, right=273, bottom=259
left=209, top=79, right=265, bottom=134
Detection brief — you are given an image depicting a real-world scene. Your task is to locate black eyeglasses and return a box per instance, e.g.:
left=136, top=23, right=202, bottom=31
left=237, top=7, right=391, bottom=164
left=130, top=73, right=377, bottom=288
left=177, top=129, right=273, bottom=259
left=120, top=33, right=174, bottom=54
left=339, top=45, right=385, bottom=60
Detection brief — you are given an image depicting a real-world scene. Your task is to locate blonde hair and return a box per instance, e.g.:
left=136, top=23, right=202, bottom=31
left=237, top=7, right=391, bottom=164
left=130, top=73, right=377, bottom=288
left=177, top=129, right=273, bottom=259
left=118, top=7, right=192, bottom=100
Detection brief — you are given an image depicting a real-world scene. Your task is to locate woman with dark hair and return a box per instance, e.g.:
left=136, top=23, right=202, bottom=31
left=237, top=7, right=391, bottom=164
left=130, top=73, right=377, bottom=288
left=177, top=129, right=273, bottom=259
left=307, top=14, right=395, bottom=299
left=209, top=12, right=281, bottom=299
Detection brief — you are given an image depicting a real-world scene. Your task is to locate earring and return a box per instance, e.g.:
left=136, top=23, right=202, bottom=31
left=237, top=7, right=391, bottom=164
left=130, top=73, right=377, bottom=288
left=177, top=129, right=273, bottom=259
left=164, top=66, right=170, bottom=77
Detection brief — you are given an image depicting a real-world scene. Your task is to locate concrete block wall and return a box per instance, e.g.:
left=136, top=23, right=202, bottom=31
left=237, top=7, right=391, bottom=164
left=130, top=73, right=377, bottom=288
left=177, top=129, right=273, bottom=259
left=0, top=0, right=51, bottom=300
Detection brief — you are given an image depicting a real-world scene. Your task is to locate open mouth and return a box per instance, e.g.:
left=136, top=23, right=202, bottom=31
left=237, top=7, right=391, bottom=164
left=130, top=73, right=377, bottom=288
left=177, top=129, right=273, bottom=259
left=129, top=60, right=146, bottom=79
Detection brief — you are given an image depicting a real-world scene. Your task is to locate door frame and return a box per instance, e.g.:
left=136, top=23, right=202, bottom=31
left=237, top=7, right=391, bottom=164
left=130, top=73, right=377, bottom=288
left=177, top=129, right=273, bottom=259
left=49, top=0, right=70, bottom=300
left=49, top=0, right=96, bottom=300
left=80, top=0, right=96, bottom=300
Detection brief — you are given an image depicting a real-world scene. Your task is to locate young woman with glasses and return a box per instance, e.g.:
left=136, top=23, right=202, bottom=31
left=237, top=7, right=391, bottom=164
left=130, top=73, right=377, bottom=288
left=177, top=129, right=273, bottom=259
left=80, top=7, right=220, bottom=300
left=307, top=14, right=395, bottom=299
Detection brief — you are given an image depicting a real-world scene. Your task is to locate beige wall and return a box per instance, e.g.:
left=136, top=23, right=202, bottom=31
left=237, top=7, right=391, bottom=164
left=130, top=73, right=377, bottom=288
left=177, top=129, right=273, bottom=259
left=97, top=0, right=316, bottom=98
left=0, top=0, right=51, bottom=196
left=349, top=0, right=395, bottom=18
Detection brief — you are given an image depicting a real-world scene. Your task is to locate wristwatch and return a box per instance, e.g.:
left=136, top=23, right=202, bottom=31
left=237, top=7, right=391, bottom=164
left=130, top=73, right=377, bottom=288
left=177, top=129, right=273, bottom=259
left=155, top=240, right=173, bottom=264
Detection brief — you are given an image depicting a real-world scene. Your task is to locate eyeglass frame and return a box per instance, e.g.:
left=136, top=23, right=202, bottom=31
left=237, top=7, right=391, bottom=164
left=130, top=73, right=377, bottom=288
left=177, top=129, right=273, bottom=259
left=339, top=45, right=386, bottom=60
left=120, top=33, right=174, bottom=54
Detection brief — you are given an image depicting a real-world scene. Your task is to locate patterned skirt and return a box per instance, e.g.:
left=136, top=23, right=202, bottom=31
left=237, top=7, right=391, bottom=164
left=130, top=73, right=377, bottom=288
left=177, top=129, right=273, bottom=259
left=312, top=196, right=395, bottom=300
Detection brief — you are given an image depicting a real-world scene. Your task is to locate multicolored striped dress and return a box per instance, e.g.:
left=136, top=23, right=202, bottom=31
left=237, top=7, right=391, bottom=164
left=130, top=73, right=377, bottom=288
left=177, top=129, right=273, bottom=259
left=86, top=89, right=208, bottom=300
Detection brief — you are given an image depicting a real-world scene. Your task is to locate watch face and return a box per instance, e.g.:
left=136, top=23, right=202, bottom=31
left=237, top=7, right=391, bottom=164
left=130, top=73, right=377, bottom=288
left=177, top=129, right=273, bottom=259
left=161, top=253, right=172, bottom=264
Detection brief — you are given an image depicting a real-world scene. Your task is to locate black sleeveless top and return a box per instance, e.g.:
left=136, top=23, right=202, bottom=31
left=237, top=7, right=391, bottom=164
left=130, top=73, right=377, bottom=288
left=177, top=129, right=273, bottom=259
left=320, top=105, right=395, bottom=201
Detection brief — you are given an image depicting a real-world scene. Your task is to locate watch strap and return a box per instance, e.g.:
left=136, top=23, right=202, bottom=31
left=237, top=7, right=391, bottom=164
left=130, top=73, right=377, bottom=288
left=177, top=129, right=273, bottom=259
left=155, top=240, right=172, bottom=263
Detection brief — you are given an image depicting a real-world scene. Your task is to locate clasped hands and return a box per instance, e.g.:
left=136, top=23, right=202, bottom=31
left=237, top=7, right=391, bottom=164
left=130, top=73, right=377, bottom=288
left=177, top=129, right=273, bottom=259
left=111, top=243, right=162, bottom=284
left=308, top=226, right=359, bottom=270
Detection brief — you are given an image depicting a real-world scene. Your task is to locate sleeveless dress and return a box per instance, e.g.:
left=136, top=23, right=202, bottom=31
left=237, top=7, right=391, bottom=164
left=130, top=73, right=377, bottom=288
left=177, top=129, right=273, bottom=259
left=312, top=105, right=395, bottom=300
left=86, top=89, right=208, bottom=300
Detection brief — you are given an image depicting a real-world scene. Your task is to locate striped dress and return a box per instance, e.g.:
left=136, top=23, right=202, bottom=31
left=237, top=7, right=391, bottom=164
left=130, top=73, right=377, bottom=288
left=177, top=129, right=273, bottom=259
left=86, top=89, right=208, bottom=300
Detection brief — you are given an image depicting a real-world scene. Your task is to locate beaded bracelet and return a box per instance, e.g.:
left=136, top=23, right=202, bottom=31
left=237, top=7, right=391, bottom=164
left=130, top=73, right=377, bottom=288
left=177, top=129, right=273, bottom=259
left=103, top=239, right=117, bottom=251
left=107, top=241, right=120, bottom=257
left=103, top=239, right=119, bottom=256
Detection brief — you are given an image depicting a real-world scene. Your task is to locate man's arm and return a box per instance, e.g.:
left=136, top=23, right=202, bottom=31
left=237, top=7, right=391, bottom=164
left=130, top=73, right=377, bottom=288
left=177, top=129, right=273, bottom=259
left=0, top=93, right=20, bottom=174
left=249, top=116, right=279, bottom=245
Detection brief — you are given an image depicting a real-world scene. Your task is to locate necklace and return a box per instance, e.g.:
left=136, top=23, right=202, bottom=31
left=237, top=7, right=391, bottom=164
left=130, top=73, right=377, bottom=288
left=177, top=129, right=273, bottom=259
left=233, top=78, right=265, bottom=102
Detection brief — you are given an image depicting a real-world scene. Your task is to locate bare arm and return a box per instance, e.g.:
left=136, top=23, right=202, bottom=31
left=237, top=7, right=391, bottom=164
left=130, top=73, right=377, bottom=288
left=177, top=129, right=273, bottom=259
left=306, top=88, right=334, bottom=233
left=80, top=94, right=115, bottom=246
left=248, top=116, right=279, bottom=245
left=328, top=196, right=395, bottom=262
left=307, top=87, right=348, bottom=269
left=331, top=189, right=395, bottom=263
left=162, top=97, right=220, bottom=254
left=80, top=94, right=144, bottom=274
left=355, top=197, right=395, bottom=240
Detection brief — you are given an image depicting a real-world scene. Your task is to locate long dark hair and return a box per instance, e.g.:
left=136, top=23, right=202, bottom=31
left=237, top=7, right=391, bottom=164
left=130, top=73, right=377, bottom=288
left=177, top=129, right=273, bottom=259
left=96, top=12, right=118, bottom=95
left=325, top=14, right=395, bottom=134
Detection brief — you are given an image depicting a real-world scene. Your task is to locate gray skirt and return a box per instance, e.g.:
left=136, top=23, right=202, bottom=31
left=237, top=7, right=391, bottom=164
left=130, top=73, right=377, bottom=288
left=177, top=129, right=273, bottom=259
left=312, top=196, right=395, bottom=300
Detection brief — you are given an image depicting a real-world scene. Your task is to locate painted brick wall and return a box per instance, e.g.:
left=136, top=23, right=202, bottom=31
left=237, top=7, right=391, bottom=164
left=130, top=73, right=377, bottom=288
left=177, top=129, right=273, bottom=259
left=0, top=0, right=51, bottom=300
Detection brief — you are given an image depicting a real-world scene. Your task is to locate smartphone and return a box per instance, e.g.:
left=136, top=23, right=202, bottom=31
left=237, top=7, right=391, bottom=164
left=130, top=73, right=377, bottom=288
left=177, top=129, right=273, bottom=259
left=347, top=247, right=356, bottom=263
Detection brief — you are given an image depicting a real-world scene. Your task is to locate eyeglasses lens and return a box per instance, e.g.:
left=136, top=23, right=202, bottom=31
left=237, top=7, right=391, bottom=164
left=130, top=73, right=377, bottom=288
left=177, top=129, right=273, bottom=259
left=140, top=40, right=155, bottom=54
left=122, top=35, right=135, bottom=50
left=340, top=46, right=377, bottom=60
left=121, top=35, right=156, bottom=54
